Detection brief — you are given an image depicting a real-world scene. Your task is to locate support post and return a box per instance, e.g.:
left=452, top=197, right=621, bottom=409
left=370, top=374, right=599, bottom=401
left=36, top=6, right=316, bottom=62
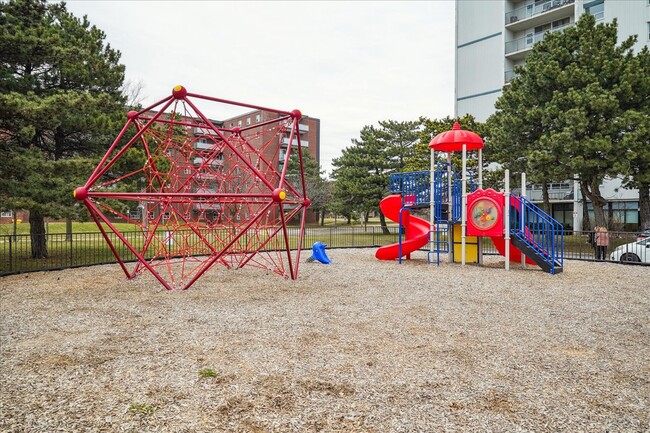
left=429, top=148, right=435, bottom=263
left=447, top=153, right=453, bottom=263
left=461, top=143, right=467, bottom=266
left=521, top=172, right=526, bottom=269
left=478, top=148, right=483, bottom=189
left=504, top=169, right=510, bottom=271
left=477, top=148, right=483, bottom=265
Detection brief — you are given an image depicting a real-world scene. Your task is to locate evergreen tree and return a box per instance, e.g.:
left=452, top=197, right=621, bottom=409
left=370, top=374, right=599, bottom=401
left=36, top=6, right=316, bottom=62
left=331, top=126, right=391, bottom=230
left=0, top=0, right=126, bottom=257
left=614, top=47, right=650, bottom=230
left=286, top=150, right=331, bottom=225
left=487, top=14, right=638, bottom=226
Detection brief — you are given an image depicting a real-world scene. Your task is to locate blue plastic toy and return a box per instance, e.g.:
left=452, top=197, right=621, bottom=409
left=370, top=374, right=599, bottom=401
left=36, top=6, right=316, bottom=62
left=307, top=241, right=331, bottom=264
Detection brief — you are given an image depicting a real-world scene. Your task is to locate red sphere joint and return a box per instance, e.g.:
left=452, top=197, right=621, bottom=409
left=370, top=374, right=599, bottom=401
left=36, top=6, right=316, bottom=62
left=232, top=127, right=241, bottom=135
left=304, top=198, right=311, bottom=207
left=172, top=85, right=187, bottom=99
left=73, top=187, right=88, bottom=201
left=127, top=110, right=138, bottom=120
left=272, top=188, right=287, bottom=203
left=291, top=109, right=302, bottom=120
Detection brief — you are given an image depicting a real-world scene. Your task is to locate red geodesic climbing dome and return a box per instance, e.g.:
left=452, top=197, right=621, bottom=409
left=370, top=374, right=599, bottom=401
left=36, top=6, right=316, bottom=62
left=73, top=85, right=311, bottom=290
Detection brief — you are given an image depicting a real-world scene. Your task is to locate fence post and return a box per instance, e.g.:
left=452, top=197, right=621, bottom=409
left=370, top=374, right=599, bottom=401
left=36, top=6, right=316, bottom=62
left=8, top=236, right=12, bottom=273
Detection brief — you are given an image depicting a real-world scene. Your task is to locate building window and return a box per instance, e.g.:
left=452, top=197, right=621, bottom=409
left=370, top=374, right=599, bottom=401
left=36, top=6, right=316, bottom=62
left=149, top=212, right=155, bottom=219
left=1, top=210, right=12, bottom=218
left=162, top=212, right=171, bottom=221
left=183, top=168, right=191, bottom=175
left=648, top=22, right=650, bottom=40
left=587, top=201, right=639, bottom=231
left=255, top=114, right=261, bottom=123
left=246, top=117, right=251, bottom=125
left=237, top=120, right=242, bottom=127
left=584, top=0, right=604, bottom=21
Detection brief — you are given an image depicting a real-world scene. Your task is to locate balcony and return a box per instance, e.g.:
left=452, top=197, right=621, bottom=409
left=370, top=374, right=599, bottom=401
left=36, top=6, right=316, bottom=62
left=505, top=0, right=574, bottom=32
left=505, top=70, right=518, bottom=83
left=280, top=122, right=309, bottom=134
left=194, top=126, right=221, bottom=136
left=194, top=141, right=216, bottom=151
left=193, top=157, right=224, bottom=167
left=281, top=137, right=309, bottom=147
left=505, top=21, right=573, bottom=59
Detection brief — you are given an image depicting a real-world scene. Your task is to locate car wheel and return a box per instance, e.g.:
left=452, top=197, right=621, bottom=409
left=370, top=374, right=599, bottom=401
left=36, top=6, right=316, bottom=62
left=620, top=253, right=641, bottom=263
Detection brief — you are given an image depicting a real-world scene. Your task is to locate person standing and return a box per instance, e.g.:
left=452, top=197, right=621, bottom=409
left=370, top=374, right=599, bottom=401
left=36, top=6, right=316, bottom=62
left=595, top=226, right=610, bottom=260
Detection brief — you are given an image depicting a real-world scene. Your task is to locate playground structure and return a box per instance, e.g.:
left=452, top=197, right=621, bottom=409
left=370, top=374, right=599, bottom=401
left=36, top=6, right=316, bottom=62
left=376, top=122, right=564, bottom=274
left=73, top=86, right=311, bottom=290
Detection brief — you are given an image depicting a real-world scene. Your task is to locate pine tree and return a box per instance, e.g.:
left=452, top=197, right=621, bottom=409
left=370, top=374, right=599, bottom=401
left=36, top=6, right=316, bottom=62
left=487, top=14, right=638, bottom=226
left=0, top=0, right=126, bottom=257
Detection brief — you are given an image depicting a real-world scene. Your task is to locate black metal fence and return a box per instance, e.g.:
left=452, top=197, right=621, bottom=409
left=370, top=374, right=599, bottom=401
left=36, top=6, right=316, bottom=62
left=1, top=227, right=647, bottom=276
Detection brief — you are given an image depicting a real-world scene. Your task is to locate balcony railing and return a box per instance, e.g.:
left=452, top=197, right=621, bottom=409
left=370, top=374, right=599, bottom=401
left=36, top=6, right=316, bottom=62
left=282, top=137, right=309, bottom=147
left=505, top=0, right=574, bottom=25
left=505, top=70, right=517, bottom=83
left=194, top=141, right=216, bottom=150
left=505, top=21, right=572, bottom=55
left=194, top=127, right=221, bottom=136
left=193, top=157, right=224, bottom=167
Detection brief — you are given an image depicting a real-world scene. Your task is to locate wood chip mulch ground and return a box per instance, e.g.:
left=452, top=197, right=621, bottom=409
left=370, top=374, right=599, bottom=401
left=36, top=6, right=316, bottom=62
left=1, top=249, right=648, bottom=432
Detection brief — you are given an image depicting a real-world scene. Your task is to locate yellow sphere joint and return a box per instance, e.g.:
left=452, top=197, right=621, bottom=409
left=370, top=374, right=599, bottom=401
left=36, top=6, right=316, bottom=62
left=279, top=191, right=286, bottom=201
left=173, top=85, right=182, bottom=92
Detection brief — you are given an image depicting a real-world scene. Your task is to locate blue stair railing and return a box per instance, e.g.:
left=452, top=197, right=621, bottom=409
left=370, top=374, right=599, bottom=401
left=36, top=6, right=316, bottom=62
left=389, top=171, right=430, bottom=207
left=388, top=169, right=477, bottom=222
left=510, top=196, right=564, bottom=273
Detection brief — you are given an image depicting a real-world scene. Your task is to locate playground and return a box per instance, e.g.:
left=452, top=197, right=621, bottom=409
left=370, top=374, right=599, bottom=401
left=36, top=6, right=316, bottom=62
left=1, top=249, right=648, bottom=432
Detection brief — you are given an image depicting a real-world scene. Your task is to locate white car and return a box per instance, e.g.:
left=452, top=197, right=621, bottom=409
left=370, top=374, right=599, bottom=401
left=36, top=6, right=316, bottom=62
left=610, top=238, right=650, bottom=263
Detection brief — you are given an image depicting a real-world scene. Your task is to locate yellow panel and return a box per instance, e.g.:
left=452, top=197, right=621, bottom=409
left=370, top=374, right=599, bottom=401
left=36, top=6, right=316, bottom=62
left=452, top=223, right=479, bottom=263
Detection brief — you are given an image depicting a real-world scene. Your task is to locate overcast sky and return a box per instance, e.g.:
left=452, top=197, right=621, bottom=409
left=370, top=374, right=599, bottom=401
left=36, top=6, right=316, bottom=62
left=65, top=1, right=456, bottom=177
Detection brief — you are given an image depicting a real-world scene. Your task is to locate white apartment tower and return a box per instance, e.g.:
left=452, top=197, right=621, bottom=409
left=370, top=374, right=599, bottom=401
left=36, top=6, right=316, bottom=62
left=455, top=0, right=649, bottom=232
left=456, top=0, right=650, bottom=122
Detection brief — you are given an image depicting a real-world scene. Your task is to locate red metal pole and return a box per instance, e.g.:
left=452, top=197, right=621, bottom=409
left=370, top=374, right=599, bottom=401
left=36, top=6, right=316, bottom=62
left=186, top=92, right=293, bottom=117
left=84, top=200, right=132, bottom=279
left=183, top=97, right=276, bottom=191
left=180, top=201, right=274, bottom=290
left=87, top=98, right=175, bottom=186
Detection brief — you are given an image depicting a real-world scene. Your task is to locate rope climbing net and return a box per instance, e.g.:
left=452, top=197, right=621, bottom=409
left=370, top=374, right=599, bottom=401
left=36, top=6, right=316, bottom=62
left=74, top=86, right=310, bottom=290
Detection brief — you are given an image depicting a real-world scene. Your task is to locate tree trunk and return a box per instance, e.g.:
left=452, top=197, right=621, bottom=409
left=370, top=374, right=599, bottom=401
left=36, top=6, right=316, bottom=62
left=29, top=209, right=48, bottom=259
left=581, top=179, right=607, bottom=227
left=639, top=183, right=650, bottom=230
left=580, top=186, right=591, bottom=231
left=379, top=209, right=390, bottom=235
left=542, top=180, right=551, bottom=213
left=319, top=209, right=325, bottom=226
left=65, top=217, right=73, bottom=241
left=12, top=210, right=17, bottom=240
left=363, top=210, right=370, bottom=231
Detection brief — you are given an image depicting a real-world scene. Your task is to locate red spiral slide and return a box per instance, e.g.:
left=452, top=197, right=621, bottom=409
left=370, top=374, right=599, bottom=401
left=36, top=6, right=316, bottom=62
left=376, top=195, right=430, bottom=260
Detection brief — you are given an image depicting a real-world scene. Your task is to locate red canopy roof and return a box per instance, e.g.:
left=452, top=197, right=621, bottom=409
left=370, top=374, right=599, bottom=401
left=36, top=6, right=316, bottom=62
left=428, top=121, right=484, bottom=152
